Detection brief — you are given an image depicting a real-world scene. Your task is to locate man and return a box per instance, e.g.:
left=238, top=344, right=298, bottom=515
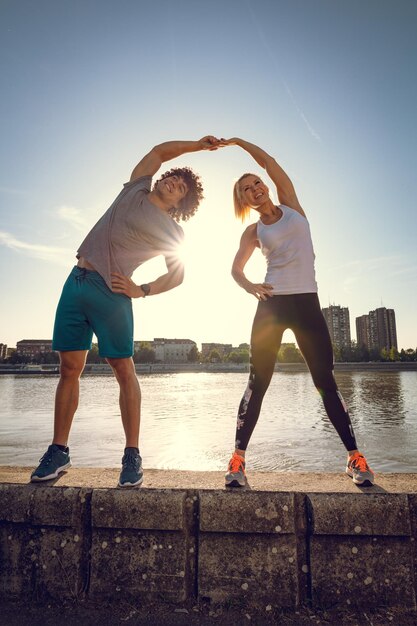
left=31, top=135, right=221, bottom=487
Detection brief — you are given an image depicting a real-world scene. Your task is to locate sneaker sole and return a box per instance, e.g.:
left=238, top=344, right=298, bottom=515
left=346, top=469, right=374, bottom=487
left=118, top=476, right=144, bottom=488
left=225, top=478, right=246, bottom=488
left=31, top=461, right=72, bottom=482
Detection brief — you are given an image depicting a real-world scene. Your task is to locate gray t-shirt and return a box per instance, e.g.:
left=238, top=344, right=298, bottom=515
left=77, top=176, right=184, bottom=291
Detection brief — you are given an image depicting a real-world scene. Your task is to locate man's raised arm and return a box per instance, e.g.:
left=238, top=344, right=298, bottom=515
left=130, top=136, right=221, bottom=181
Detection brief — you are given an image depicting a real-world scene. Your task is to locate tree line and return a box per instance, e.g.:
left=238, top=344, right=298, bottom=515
left=2, top=342, right=417, bottom=365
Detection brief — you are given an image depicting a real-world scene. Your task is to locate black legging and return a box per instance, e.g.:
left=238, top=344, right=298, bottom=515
left=235, top=293, right=357, bottom=451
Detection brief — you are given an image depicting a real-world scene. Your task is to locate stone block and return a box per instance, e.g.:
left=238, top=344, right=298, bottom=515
left=0, top=524, right=86, bottom=600
left=200, top=491, right=295, bottom=534
left=92, top=489, right=185, bottom=530
left=0, top=484, right=32, bottom=523
left=89, top=528, right=192, bottom=602
left=293, top=493, right=310, bottom=604
left=308, top=493, right=411, bottom=536
left=35, top=527, right=86, bottom=599
left=198, top=533, right=301, bottom=607
left=310, top=535, right=416, bottom=608
left=0, top=525, right=35, bottom=597
left=31, top=487, right=90, bottom=527
left=90, top=490, right=196, bottom=602
left=407, top=494, right=417, bottom=594
left=0, top=486, right=89, bottom=600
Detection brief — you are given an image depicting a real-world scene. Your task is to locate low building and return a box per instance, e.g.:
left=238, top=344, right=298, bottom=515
left=152, top=338, right=197, bottom=362
left=16, top=340, right=53, bottom=359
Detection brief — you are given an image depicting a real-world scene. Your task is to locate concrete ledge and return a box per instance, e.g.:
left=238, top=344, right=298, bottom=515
left=1, top=467, right=417, bottom=610
left=308, top=493, right=411, bottom=535
left=199, top=491, right=296, bottom=533
left=3, top=466, right=417, bottom=492
left=92, top=489, right=187, bottom=530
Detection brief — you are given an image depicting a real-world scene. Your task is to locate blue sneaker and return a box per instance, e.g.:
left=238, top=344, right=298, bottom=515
left=118, top=448, right=143, bottom=487
left=31, top=444, right=71, bottom=482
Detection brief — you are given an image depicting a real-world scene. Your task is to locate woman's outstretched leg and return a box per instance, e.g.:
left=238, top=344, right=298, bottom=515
left=225, top=300, right=283, bottom=486
left=293, top=294, right=374, bottom=485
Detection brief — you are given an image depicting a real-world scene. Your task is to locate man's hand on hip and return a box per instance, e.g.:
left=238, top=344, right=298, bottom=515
left=111, top=273, right=142, bottom=298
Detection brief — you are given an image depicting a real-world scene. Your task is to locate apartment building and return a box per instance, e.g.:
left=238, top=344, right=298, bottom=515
left=355, top=307, right=397, bottom=351
left=322, top=305, right=351, bottom=349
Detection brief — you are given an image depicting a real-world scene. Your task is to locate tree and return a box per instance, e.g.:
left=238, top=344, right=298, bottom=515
left=380, top=347, right=389, bottom=362
left=133, top=342, right=156, bottom=363
left=227, top=349, right=250, bottom=363
left=339, top=344, right=358, bottom=362
left=333, top=345, right=342, bottom=362
left=40, top=351, right=60, bottom=364
left=277, top=343, right=304, bottom=363
left=86, top=344, right=105, bottom=364
left=369, top=347, right=381, bottom=361
left=187, top=345, right=200, bottom=362
left=208, top=349, right=222, bottom=363
left=400, top=348, right=417, bottom=362
left=7, top=350, right=27, bottom=364
left=357, top=343, right=370, bottom=362
left=389, top=346, right=399, bottom=362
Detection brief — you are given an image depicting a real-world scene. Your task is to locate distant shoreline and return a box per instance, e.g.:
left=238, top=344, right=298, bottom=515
left=1, top=361, right=416, bottom=376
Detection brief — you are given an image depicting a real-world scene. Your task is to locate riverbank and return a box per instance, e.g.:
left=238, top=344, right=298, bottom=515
left=1, top=361, right=417, bottom=375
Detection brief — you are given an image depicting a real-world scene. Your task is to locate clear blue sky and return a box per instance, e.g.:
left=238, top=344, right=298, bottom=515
left=1, top=0, right=416, bottom=350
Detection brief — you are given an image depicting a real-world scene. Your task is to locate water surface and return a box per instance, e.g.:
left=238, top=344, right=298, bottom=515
left=0, top=371, right=416, bottom=473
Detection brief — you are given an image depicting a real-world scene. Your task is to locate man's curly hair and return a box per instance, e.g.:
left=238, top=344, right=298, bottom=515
left=153, top=167, right=204, bottom=222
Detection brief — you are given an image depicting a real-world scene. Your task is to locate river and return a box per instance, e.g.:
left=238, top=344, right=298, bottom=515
left=0, top=370, right=416, bottom=473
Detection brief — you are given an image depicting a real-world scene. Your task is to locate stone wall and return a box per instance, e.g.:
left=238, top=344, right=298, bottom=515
left=1, top=469, right=416, bottom=611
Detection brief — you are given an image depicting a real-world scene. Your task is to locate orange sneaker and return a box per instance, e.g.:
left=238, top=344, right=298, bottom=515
left=225, top=452, right=246, bottom=487
left=346, top=452, right=374, bottom=486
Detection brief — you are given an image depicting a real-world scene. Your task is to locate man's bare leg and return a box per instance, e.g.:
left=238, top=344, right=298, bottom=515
left=31, top=349, right=87, bottom=481
left=107, top=356, right=142, bottom=487
left=106, top=357, right=141, bottom=448
left=53, top=350, right=88, bottom=446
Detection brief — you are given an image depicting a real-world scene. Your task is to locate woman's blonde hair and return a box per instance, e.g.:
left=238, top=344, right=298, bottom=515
left=233, top=173, right=256, bottom=222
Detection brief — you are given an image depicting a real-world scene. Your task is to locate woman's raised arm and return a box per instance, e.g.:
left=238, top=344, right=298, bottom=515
left=225, top=137, right=305, bottom=217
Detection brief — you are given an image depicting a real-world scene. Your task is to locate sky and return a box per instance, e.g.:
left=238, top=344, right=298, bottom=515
left=1, top=0, right=416, bottom=351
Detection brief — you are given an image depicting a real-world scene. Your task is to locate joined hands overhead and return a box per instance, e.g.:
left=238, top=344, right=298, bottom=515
left=197, top=136, right=241, bottom=150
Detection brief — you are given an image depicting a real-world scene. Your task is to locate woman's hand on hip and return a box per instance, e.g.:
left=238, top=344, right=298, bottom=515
left=246, top=282, right=274, bottom=300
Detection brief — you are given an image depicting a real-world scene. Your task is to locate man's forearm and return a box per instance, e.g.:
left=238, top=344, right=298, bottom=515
left=146, top=266, right=184, bottom=296
left=153, top=140, right=203, bottom=163
left=130, top=136, right=219, bottom=181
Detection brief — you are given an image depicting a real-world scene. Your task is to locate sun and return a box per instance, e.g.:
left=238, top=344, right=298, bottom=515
left=175, top=238, right=192, bottom=266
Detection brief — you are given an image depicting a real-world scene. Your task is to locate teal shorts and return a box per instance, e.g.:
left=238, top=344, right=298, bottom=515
left=52, top=267, right=134, bottom=358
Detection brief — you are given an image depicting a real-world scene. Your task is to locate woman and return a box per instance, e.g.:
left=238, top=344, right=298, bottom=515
left=223, top=137, right=374, bottom=488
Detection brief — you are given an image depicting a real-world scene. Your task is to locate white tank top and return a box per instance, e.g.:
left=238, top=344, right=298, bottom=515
left=257, top=204, right=318, bottom=295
